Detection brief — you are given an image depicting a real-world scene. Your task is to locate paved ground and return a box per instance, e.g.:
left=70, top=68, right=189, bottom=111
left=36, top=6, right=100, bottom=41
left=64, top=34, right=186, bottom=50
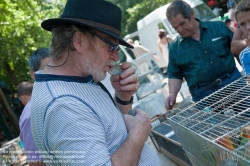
left=146, top=138, right=177, bottom=166
left=143, top=81, right=187, bottom=166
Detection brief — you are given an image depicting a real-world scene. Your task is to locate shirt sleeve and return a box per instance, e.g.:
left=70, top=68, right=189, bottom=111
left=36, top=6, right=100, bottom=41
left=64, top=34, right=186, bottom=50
left=45, top=97, right=112, bottom=166
left=167, top=41, right=184, bottom=80
left=240, top=48, right=250, bottom=76
left=19, top=102, right=42, bottom=162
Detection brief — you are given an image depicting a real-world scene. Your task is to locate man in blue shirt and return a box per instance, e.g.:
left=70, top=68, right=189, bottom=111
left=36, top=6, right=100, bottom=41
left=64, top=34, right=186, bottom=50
left=165, top=0, right=242, bottom=109
left=30, top=0, right=161, bottom=165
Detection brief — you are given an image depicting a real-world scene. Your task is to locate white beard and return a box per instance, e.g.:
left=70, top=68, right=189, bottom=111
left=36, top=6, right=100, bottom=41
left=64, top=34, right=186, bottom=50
left=85, top=58, right=108, bottom=82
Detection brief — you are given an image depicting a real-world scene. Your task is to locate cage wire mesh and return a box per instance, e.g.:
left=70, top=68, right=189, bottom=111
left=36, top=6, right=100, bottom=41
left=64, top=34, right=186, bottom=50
left=168, top=75, right=250, bottom=166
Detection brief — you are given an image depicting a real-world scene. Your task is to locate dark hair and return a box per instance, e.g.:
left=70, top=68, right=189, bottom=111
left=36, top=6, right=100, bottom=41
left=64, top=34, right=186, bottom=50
left=158, top=29, right=166, bottom=39
left=223, top=18, right=232, bottom=24
left=17, top=82, right=33, bottom=97
left=235, top=0, right=250, bottom=21
left=166, top=0, right=193, bottom=21
left=28, top=48, right=49, bottom=71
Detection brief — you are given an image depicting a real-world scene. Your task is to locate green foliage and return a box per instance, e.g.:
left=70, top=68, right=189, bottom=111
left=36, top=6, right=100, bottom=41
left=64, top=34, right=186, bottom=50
left=0, top=0, right=66, bottom=89
left=108, top=0, right=172, bottom=36
left=0, top=0, right=170, bottom=90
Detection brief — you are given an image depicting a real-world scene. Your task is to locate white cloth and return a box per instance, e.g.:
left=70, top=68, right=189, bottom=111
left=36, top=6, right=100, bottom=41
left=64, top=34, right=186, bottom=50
left=159, top=43, right=169, bottom=64
left=228, top=8, right=235, bottom=21
left=132, top=45, right=150, bottom=58
left=212, top=7, right=220, bottom=17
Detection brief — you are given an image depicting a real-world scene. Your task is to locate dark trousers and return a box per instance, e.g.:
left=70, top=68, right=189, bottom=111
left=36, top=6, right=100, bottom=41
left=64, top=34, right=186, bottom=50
left=190, top=68, right=242, bottom=102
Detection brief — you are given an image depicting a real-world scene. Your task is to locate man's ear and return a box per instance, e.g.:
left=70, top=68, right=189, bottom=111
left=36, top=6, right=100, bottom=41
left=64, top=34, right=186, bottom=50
left=190, top=10, right=195, bottom=19
left=72, top=31, right=85, bottom=54
left=18, top=95, right=25, bottom=105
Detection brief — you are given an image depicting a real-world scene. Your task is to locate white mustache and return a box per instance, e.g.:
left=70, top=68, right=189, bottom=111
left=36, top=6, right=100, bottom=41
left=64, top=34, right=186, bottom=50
left=107, top=61, right=115, bottom=67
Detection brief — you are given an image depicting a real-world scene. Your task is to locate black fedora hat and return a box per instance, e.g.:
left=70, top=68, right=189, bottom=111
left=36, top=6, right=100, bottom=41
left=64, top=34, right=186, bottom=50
left=41, top=0, right=133, bottom=48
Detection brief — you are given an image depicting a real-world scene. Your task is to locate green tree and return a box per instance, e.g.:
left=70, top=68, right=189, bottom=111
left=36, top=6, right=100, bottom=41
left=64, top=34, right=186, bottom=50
left=0, top=0, right=66, bottom=138
left=108, top=0, right=172, bottom=36
left=0, top=0, right=172, bottom=137
left=0, top=0, right=170, bottom=90
left=0, top=0, right=66, bottom=89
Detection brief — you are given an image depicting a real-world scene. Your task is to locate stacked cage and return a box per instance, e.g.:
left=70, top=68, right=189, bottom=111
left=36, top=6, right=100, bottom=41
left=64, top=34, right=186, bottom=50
left=168, top=75, right=250, bottom=166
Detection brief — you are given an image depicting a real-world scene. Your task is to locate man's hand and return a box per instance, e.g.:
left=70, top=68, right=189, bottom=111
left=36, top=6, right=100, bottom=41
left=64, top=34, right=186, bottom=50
left=111, top=62, right=139, bottom=101
left=111, top=109, right=152, bottom=165
left=123, top=109, right=151, bottom=142
left=165, top=93, right=177, bottom=110
left=231, top=27, right=247, bottom=61
left=166, top=78, right=182, bottom=110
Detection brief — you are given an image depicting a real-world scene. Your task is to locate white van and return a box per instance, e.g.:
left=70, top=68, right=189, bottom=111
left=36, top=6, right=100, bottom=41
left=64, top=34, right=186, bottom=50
left=124, top=0, right=219, bottom=68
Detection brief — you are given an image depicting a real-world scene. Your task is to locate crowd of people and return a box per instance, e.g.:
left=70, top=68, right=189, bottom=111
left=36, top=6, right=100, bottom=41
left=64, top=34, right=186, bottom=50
left=15, top=0, right=250, bottom=165
left=17, top=48, right=49, bottom=165
left=209, top=0, right=243, bottom=32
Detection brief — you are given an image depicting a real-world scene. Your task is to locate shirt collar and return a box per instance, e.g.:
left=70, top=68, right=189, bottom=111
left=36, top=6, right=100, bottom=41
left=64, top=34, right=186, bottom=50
left=179, top=18, right=208, bottom=42
left=35, top=70, right=94, bottom=84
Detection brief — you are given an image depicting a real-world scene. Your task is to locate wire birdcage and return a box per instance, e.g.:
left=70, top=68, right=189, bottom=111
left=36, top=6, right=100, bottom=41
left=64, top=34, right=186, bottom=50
left=168, top=75, right=250, bottom=166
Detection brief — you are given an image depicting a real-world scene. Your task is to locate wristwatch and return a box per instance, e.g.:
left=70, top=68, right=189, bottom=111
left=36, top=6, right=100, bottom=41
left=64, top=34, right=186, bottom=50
left=115, top=96, right=134, bottom=105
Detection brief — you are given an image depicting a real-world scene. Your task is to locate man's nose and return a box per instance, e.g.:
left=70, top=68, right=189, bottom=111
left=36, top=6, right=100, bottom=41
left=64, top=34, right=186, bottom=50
left=110, top=51, right=119, bottom=62
left=177, top=27, right=183, bottom=34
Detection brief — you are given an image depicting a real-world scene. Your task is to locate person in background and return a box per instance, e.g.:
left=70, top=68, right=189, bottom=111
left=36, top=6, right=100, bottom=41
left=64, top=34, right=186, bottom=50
left=165, top=0, right=241, bottom=110
left=17, top=82, right=33, bottom=106
left=228, top=0, right=243, bottom=32
left=208, top=0, right=222, bottom=17
left=19, top=48, right=49, bottom=165
left=126, top=39, right=150, bottom=58
left=231, top=0, right=246, bottom=64
left=234, top=0, right=250, bottom=76
left=227, top=0, right=237, bottom=29
left=157, top=29, right=173, bottom=64
left=28, top=48, right=50, bottom=80
left=30, top=0, right=161, bottom=165
left=125, top=39, right=136, bottom=59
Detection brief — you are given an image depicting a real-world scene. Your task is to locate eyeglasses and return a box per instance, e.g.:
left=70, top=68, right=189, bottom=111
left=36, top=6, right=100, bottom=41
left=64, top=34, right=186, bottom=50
left=95, top=34, right=120, bottom=52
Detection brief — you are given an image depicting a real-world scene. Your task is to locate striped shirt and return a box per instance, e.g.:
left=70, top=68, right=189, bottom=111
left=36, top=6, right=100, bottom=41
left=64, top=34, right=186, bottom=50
left=30, top=72, right=161, bottom=166
left=239, top=46, right=250, bottom=76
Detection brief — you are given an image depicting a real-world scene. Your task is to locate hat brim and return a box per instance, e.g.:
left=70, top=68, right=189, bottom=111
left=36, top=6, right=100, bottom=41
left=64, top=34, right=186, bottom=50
left=41, top=18, right=133, bottom=49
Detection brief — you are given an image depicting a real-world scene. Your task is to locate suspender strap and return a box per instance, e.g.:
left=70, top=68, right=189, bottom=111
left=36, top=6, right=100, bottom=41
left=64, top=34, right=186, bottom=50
left=97, top=82, right=116, bottom=107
